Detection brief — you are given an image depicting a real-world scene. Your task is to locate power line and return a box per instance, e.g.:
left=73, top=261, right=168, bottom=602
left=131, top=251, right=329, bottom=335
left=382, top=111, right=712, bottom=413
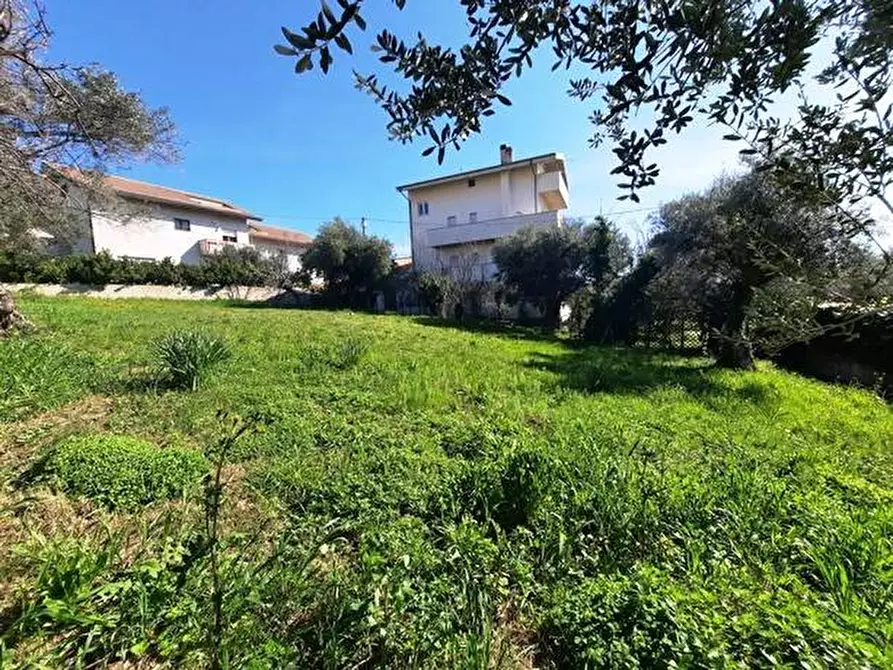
left=252, top=206, right=661, bottom=228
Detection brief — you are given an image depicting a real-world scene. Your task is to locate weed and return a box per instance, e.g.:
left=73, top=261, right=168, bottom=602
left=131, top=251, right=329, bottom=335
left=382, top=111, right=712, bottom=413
left=47, top=434, right=208, bottom=509
left=2, top=295, right=892, bottom=667
left=153, top=329, right=229, bottom=391
left=0, top=336, right=98, bottom=421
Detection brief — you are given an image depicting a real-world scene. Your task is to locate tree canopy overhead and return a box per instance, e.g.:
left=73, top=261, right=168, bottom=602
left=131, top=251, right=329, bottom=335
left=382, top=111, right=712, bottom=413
left=0, top=0, right=178, bottom=250
left=278, top=0, right=891, bottom=221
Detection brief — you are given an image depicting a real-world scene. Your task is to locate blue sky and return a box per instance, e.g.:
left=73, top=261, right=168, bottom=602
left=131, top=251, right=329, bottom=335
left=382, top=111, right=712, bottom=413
left=45, top=1, right=792, bottom=256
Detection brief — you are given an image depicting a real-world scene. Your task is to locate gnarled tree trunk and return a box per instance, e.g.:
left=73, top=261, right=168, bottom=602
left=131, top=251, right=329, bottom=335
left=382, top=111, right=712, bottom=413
left=0, top=287, right=30, bottom=335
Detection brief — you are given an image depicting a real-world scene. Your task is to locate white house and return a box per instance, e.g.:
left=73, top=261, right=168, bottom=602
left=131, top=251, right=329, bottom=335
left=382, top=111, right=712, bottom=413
left=49, top=166, right=311, bottom=269
left=248, top=222, right=312, bottom=272
left=397, top=145, right=569, bottom=280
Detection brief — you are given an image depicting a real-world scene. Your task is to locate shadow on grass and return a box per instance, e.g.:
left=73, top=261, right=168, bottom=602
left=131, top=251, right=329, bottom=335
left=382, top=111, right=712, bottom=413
left=412, top=317, right=558, bottom=343
left=524, top=347, right=777, bottom=409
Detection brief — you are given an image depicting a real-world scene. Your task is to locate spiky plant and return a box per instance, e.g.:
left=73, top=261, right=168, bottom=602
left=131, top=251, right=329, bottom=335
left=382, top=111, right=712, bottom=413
left=154, top=329, right=230, bottom=391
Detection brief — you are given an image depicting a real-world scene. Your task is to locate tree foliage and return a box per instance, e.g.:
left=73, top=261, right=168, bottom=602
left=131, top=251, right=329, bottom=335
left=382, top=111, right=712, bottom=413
left=493, top=218, right=630, bottom=329
left=279, top=0, right=890, bottom=229
left=300, top=217, right=393, bottom=306
left=0, top=0, right=177, bottom=250
left=647, top=167, right=887, bottom=367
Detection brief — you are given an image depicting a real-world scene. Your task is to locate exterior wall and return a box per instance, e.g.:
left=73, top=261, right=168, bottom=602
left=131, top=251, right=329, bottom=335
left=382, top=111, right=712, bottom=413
left=409, top=164, right=540, bottom=273
left=408, top=158, right=570, bottom=277
left=252, top=240, right=305, bottom=273
left=89, top=203, right=250, bottom=265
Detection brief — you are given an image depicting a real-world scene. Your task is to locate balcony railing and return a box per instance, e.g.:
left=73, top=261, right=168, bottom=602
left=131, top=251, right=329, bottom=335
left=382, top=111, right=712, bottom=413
left=199, top=239, right=246, bottom=256
left=427, top=210, right=562, bottom=248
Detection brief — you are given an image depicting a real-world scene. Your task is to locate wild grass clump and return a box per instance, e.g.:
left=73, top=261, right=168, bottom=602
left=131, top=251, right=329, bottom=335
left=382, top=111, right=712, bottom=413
left=154, top=329, right=229, bottom=391
left=299, top=335, right=369, bottom=371
left=48, top=434, right=208, bottom=509
left=0, top=335, right=98, bottom=421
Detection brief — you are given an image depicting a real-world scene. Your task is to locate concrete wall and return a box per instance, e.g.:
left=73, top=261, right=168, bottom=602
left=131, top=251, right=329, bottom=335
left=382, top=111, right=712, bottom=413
left=90, top=203, right=251, bottom=265
left=6, top=282, right=285, bottom=302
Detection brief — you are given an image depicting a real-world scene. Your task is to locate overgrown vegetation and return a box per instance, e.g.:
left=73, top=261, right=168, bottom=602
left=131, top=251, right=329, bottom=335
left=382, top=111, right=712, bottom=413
left=0, top=247, right=290, bottom=289
left=154, top=329, right=230, bottom=391
left=47, top=434, right=208, bottom=509
left=1, top=296, right=891, bottom=667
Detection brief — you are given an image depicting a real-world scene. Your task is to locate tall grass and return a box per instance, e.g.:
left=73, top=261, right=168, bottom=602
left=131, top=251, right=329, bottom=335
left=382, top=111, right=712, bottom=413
left=1, top=295, right=891, bottom=667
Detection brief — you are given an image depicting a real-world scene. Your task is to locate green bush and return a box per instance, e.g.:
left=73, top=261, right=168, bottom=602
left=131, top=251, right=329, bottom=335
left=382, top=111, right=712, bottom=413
left=48, top=434, right=208, bottom=509
left=0, top=249, right=290, bottom=288
left=154, top=329, right=230, bottom=391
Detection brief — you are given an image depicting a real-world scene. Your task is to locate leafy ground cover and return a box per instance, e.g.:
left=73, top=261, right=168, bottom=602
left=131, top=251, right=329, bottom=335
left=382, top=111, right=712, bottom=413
left=1, top=295, right=891, bottom=668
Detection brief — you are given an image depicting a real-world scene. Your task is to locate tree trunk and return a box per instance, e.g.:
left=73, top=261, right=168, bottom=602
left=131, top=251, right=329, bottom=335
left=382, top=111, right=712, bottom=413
left=703, top=282, right=757, bottom=370
left=0, top=287, right=30, bottom=335
left=709, top=302, right=755, bottom=370
left=713, top=336, right=755, bottom=370
left=543, top=299, right=562, bottom=331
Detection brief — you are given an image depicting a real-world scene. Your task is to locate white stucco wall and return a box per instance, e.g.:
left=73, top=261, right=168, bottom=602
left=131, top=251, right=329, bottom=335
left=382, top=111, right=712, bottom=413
left=408, top=161, right=566, bottom=275
left=90, top=203, right=250, bottom=265
left=252, top=240, right=305, bottom=273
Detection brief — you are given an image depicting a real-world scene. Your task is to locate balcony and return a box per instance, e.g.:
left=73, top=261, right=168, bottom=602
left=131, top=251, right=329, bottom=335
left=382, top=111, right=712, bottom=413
left=537, top=169, right=569, bottom=210
left=427, top=210, right=562, bottom=248
left=199, top=239, right=246, bottom=256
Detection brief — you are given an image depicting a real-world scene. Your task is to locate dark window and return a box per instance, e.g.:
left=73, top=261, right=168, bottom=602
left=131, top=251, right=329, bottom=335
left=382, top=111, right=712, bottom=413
left=468, top=178, right=476, bottom=187
left=417, top=201, right=429, bottom=216
left=469, top=212, right=478, bottom=223
left=174, top=218, right=191, bottom=231
left=447, top=215, right=457, bottom=226
left=222, top=234, right=237, bottom=243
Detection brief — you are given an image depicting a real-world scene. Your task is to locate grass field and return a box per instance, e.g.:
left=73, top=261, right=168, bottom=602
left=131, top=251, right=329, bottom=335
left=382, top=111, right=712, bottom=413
left=1, top=295, right=892, bottom=668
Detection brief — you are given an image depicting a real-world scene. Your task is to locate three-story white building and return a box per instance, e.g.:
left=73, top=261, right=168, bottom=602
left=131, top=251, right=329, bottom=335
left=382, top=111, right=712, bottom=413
left=398, top=145, right=569, bottom=280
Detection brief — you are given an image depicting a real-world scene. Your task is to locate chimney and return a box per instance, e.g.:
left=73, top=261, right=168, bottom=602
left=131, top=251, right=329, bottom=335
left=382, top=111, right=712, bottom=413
left=499, top=144, right=513, bottom=165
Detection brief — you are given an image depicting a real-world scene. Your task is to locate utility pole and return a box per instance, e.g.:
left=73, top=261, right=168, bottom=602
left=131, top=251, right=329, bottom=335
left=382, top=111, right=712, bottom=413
left=361, top=216, right=367, bottom=236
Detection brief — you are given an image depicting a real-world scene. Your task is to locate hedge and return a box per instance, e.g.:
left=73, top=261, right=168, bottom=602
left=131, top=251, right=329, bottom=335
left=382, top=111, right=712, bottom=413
left=0, top=247, right=291, bottom=289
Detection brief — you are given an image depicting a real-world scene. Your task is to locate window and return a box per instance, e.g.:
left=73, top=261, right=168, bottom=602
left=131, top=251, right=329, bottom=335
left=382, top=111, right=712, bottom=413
left=417, top=202, right=429, bottom=216
left=222, top=234, right=237, bottom=243
left=449, top=254, right=459, bottom=268
left=174, top=218, right=191, bottom=231
left=468, top=178, right=476, bottom=187
left=447, top=215, right=457, bottom=227
left=468, top=212, right=477, bottom=223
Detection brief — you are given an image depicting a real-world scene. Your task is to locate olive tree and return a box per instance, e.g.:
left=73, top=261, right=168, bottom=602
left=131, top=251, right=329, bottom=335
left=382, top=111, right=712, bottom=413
left=300, top=217, right=393, bottom=307
left=276, top=0, right=890, bottom=231
left=493, top=218, right=630, bottom=330
left=649, top=167, right=886, bottom=368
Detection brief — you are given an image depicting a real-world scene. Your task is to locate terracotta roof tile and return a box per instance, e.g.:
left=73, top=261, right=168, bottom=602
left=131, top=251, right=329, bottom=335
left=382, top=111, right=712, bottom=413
left=248, top=222, right=313, bottom=246
left=49, top=164, right=261, bottom=220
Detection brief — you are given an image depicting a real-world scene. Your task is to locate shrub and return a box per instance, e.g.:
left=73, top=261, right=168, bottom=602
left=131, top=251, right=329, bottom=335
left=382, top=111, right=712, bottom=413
left=0, top=249, right=286, bottom=289
left=48, top=435, right=208, bottom=509
left=417, top=271, right=455, bottom=317
left=154, top=329, right=230, bottom=391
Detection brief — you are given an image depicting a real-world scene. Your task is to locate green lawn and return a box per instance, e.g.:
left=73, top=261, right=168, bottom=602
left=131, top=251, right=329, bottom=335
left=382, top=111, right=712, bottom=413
left=1, top=295, right=892, bottom=668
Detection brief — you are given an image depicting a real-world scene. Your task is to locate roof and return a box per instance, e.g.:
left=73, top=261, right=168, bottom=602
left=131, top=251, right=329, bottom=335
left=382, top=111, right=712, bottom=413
left=393, top=256, right=413, bottom=270
left=248, top=222, right=313, bottom=247
left=396, top=152, right=564, bottom=193
left=49, top=164, right=261, bottom=220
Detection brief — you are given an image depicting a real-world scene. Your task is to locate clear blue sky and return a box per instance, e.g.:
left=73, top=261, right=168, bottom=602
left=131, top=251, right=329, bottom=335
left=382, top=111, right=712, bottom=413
left=45, top=1, right=761, bottom=256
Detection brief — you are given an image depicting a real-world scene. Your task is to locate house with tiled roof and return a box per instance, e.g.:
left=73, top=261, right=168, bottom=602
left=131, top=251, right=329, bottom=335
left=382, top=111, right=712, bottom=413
left=48, top=165, right=312, bottom=270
